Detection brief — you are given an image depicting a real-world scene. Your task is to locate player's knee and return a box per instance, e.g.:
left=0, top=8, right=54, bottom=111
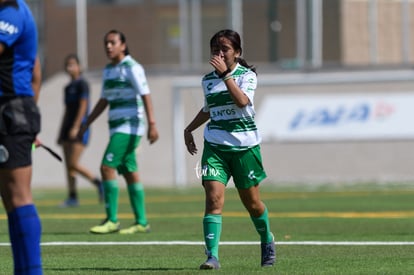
left=68, top=164, right=79, bottom=173
left=246, top=201, right=264, bottom=216
left=100, top=165, right=115, bottom=179
left=206, top=197, right=223, bottom=212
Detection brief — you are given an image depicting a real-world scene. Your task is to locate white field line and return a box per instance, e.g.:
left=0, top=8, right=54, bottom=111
left=1, top=241, right=414, bottom=247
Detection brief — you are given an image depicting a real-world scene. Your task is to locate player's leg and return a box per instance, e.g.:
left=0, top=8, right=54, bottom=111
left=237, top=185, right=272, bottom=241
left=68, top=142, right=102, bottom=202
left=119, top=135, right=150, bottom=234
left=61, top=142, right=79, bottom=206
left=0, top=166, right=33, bottom=211
left=198, top=143, right=229, bottom=269
left=89, top=134, right=127, bottom=234
left=0, top=135, right=42, bottom=274
left=237, top=186, right=275, bottom=266
left=89, top=164, right=119, bottom=234
left=75, top=126, right=102, bottom=194
left=233, top=146, right=275, bottom=267
left=119, top=171, right=151, bottom=234
left=199, top=180, right=225, bottom=269
left=1, top=167, right=42, bottom=275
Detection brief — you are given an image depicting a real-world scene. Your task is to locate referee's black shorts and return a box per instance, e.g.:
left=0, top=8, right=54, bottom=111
left=0, top=97, right=41, bottom=169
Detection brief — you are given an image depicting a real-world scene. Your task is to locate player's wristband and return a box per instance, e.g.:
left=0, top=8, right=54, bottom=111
left=218, top=68, right=231, bottom=78
left=222, top=75, right=233, bottom=81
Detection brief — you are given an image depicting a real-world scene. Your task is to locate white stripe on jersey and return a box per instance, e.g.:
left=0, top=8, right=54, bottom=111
left=201, top=63, right=261, bottom=151
left=101, top=55, right=150, bottom=136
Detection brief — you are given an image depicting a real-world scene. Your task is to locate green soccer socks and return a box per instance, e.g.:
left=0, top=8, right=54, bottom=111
left=103, top=180, right=119, bottom=222
left=127, top=182, right=147, bottom=226
left=203, top=214, right=222, bottom=259
left=251, top=206, right=273, bottom=243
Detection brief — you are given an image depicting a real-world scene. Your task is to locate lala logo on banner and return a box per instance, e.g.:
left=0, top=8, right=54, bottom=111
left=289, top=101, right=395, bottom=130
left=255, top=94, right=413, bottom=142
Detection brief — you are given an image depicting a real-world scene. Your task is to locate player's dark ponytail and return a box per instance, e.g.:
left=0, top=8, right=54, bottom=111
left=236, top=57, right=256, bottom=75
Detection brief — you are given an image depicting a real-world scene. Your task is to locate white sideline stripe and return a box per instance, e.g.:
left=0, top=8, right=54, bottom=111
left=2, top=241, right=414, bottom=247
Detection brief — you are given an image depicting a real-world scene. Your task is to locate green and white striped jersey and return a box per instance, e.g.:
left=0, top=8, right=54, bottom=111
left=101, top=55, right=150, bottom=136
left=201, top=63, right=261, bottom=151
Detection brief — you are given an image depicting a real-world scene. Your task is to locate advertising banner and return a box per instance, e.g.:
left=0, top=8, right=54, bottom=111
left=256, top=93, right=414, bottom=142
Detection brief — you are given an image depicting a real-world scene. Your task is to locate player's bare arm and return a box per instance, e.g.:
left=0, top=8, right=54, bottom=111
left=70, top=97, right=88, bottom=139
left=32, top=56, right=42, bottom=103
left=142, top=94, right=159, bottom=144
left=78, top=98, right=108, bottom=138
left=184, top=109, right=210, bottom=155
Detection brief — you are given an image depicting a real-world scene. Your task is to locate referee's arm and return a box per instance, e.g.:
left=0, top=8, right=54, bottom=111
left=32, top=56, right=42, bottom=103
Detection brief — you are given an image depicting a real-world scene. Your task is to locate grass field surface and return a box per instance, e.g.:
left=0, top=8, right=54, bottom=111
left=1, top=184, right=414, bottom=274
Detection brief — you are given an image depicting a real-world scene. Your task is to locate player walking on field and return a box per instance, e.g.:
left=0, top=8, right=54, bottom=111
left=78, top=29, right=159, bottom=234
left=58, top=54, right=103, bottom=207
left=184, top=29, right=276, bottom=269
left=0, top=0, right=43, bottom=274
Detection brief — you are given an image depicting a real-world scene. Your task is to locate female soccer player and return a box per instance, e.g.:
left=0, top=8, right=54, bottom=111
left=57, top=54, right=103, bottom=207
left=78, top=29, right=159, bottom=234
left=184, top=29, right=276, bottom=269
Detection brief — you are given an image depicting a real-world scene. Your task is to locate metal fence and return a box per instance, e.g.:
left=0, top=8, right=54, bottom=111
left=43, top=0, right=414, bottom=75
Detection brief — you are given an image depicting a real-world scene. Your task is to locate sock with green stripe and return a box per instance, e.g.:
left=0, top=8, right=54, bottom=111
left=203, top=214, right=222, bottom=259
left=103, top=180, right=119, bottom=223
left=127, top=182, right=147, bottom=226
left=250, top=206, right=273, bottom=243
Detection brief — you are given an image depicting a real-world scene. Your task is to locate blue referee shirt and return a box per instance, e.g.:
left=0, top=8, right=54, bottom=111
left=0, top=0, right=38, bottom=97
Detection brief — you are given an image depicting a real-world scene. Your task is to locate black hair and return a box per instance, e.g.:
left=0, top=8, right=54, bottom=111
left=104, top=29, right=130, bottom=56
left=64, top=53, right=80, bottom=67
left=63, top=53, right=82, bottom=73
left=1, top=0, right=18, bottom=8
left=210, top=29, right=257, bottom=75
